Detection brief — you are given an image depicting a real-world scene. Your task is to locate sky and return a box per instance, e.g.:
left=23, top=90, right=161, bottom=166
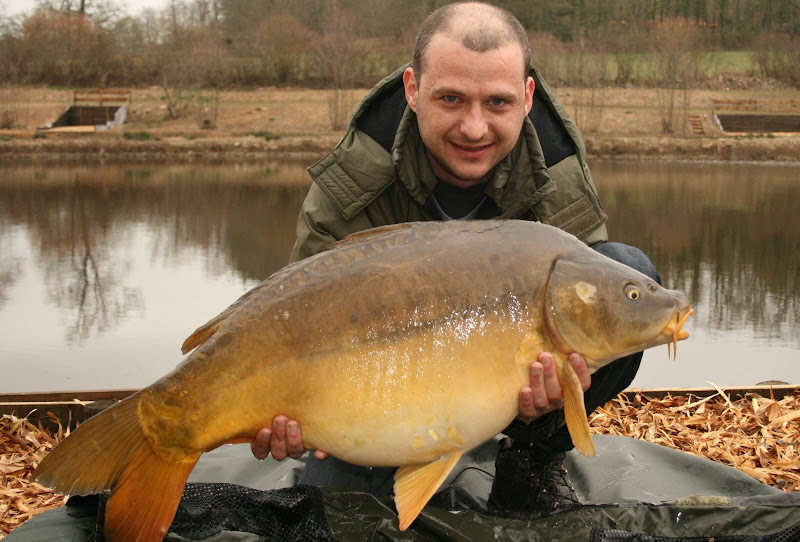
left=3, top=0, right=168, bottom=17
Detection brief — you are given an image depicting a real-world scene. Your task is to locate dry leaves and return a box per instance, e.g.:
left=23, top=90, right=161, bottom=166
left=1, top=390, right=798, bottom=538
left=0, top=414, right=68, bottom=539
left=590, top=388, right=800, bottom=491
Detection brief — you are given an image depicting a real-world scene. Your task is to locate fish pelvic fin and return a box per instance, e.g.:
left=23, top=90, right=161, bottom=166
left=556, top=358, right=596, bottom=458
left=393, top=450, right=463, bottom=531
left=34, top=394, right=200, bottom=542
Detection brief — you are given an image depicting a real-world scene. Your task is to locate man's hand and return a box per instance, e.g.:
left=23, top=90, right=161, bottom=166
left=250, top=415, right=330, bottom=461
left=516, top=352, right=591, bottom=424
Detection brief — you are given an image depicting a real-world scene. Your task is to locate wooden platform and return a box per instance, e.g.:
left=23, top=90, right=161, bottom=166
left=715, top=113, right=800, bottom=133
left=713, top=98, right=800, bottom=133
left=72, top=88, right=131, bottom=107
left=37, top=88, right=131, bottom=133
left=0, top=389, right=136, bottom=430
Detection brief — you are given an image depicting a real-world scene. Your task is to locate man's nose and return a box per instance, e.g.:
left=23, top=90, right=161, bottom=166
left=459, top=104, right=488, bottom=141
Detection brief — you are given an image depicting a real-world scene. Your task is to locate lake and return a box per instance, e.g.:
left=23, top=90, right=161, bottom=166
left=0, top=160, right=797, bottom=393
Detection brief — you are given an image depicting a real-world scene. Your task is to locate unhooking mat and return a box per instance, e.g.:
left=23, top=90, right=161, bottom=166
left=8, top=434, right=800, bottom=541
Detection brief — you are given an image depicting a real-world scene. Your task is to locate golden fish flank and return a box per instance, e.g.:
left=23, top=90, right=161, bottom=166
left=33, top=220, right=692, bottom=540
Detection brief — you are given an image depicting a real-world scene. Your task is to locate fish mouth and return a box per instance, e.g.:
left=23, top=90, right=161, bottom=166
left=661, top=307, right=694, bottom=359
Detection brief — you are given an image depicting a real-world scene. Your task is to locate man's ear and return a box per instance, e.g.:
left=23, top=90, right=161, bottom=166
left=403, top=67, right=419, bottom=112
left=524, top=75, right=535, bottom=115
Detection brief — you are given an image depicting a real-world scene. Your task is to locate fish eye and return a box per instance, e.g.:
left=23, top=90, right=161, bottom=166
left=625, top=284, right=640, bottom=301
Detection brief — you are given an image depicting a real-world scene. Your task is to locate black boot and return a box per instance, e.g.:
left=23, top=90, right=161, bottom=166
left=487, top=437, right=580, bottom=518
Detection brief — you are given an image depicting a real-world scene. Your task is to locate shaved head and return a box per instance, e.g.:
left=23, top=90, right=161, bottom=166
left=411, top=2, right=531, bottom=80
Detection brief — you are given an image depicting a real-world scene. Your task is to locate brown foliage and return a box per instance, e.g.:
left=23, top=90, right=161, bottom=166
left=0, top=415, right=68, bottom=539
left=257, top=14, right=313, bottom=56
left=591, top=389, right=800, bottom=491
left=753, top=33, right=800, bottom=87
left=15, top=9, right=112, bottom=86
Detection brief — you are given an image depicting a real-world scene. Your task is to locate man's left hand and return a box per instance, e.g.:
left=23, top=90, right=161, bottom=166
left=516, top=352, right=591, bottom=424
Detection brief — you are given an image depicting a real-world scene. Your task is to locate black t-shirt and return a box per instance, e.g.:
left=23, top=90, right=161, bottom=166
left=430, top=180, right=500, bottom=220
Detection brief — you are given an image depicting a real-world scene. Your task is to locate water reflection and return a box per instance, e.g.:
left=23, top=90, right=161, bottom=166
left=0, top=163, right=309, bottom=392
left=595, top=160, right=799, bottom=349
left=593, top=160, right=799, bottom=388
left=0, top=160, right=797, bottom=392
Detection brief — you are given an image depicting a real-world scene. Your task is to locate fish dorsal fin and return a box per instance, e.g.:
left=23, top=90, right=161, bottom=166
left=182, top=224, right=419, bottom=355
left=328, top=222, right=418, bottom=249
left=180, top=282, right=270, bottom=354
left=181, top=320, right=220, bottom=354
left=393, top=450, right=462, bottom=531
left=556, top=358, right=596, bottom=457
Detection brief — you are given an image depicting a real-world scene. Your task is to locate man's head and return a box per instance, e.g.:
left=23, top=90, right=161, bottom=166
left=411, top=2, right=531, bottom=82
left=403, top=2, right=535, bottom=188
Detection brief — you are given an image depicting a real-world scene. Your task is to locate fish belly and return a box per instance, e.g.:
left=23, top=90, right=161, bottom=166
left=142, top=306, right=533, bottom=466
left=288, top=320, right=531, bottom=467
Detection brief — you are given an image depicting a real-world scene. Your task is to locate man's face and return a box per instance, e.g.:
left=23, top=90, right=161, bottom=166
left=403, top=34, right=534, bottom=188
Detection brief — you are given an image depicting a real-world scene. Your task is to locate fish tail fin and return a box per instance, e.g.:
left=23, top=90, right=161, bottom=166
left=34, top=394, right=199, bottom=542
left=104, top=450, right=197, bottom=542
left=556, top=358, right=596, bottom=457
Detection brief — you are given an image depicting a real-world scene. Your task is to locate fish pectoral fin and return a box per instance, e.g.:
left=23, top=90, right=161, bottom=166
left=393, top=450, right=463, bottom=531
left=556, top=358, right=596, bottom=458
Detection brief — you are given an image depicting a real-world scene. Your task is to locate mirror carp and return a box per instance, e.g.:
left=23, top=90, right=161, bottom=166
left=34, top=220, right=693, bottom=539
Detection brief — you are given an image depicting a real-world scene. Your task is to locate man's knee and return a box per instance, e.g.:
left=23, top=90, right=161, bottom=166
left=593, top=242, right=661, bottom=285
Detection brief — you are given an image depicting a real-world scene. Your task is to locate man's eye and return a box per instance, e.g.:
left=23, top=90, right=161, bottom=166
left=490, top=98, right=506, bottom=107
left=442, top=95, right=459, bottom=103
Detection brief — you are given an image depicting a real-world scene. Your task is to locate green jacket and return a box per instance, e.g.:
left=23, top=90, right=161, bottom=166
left=290, top=64, right=607, bottom=263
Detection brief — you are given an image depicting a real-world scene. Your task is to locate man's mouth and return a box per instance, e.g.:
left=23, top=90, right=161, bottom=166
left=450, top=142, right=491, bottom=157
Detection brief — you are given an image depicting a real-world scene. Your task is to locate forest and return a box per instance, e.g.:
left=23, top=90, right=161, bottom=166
left=0, top=0, right=798, bottom=90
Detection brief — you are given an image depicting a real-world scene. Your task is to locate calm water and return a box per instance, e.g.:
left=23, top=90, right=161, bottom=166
left=0, top=160, right=797, bottom=393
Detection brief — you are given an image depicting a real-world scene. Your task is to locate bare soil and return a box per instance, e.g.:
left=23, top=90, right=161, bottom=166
left=1, top=85, right=799, bottom=164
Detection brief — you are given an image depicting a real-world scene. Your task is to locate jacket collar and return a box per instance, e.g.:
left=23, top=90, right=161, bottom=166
left=392, top=107, right=556, bottom=219
left=310, top=63, right=557, bottom=221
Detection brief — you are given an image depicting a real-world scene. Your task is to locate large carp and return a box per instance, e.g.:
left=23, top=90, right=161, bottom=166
left=34, top=220, right=693, bottom=540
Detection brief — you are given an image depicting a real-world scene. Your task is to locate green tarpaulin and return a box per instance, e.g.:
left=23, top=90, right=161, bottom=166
left=8, top=435, right=800, bottom=541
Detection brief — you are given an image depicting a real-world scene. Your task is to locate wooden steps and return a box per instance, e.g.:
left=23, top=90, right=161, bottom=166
left=688, top=114, right=704, bottom=135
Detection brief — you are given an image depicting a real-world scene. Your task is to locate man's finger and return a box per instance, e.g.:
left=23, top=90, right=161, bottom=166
left=251, top=427, right=272, bottom=460
left=539, top=352, right=562, bottom=401
left=270, top=415, right=289, bottom=461
left=569, top=352, right=592, bottom=390
left=286, top=420, right=304, bottom=459
left=528, top=361, right=550, bottom=410
left=518, top=384, right=535, bottom=419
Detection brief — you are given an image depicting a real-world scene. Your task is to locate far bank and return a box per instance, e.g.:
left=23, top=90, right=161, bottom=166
left=0, top=86, right=798, bottom=164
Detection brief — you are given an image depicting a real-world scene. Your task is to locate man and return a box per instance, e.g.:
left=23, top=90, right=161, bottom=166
left=251, top=1, right=660, bottom=518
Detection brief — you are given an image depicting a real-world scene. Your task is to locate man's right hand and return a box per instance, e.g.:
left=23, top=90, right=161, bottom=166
left=251, top=415, right=329, bottom=461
